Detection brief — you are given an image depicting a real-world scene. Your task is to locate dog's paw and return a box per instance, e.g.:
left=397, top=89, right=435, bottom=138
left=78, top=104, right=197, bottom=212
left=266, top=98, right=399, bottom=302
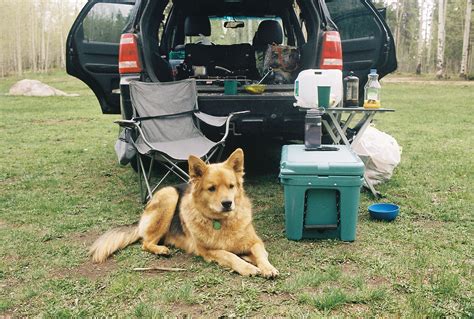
left=156, top=246, right=170, bottom=255
left=259, top=264, right=279, bottom=279
left=238, top=263, right=261, bottom=277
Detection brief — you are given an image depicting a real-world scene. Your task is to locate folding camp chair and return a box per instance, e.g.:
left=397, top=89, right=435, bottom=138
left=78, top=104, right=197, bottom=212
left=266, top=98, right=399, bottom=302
left=115, top=79, right=248, bottom=203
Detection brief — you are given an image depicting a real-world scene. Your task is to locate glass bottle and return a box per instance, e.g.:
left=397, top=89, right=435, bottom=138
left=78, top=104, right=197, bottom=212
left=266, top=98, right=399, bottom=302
left=344, top=71, right=359, bottom=107
left=363, top=69, right=381, bottom=109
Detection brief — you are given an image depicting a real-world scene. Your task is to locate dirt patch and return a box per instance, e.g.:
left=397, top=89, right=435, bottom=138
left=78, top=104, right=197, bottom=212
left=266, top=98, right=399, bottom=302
left=57, top=259, right=118, bottom=281
left=367, top=275, right=389, bottom=287
left=412, top=220, right=445, bottom=229
left=65, top=230, right=100, bottom=246
left=382, top=76, right=474, bottom=86
left=259, top=291, right=295, bottom=304
left=168, top=302, right=204, bottom=317
left=77, top=259, right=118, bottom=280
left=341, top=262, right=358, bottom=274
left=336, top=303, right=370, bottom=315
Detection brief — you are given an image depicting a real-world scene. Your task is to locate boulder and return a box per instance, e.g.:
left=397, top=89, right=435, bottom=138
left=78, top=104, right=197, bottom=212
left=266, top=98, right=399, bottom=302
left=9, top=79, right=79, bottom=97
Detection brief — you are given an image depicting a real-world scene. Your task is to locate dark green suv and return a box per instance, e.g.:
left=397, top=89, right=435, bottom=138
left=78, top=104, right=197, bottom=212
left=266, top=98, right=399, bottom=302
left=67, top=0, right=396, bottom=140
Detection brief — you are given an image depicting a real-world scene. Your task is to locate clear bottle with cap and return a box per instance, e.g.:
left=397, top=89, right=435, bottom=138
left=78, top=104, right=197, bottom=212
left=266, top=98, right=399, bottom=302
left=363, top=69, right=381, bottom=109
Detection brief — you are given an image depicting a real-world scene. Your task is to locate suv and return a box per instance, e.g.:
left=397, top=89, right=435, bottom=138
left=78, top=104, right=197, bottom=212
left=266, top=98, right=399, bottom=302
left=67, top=0, right=396, bottom=140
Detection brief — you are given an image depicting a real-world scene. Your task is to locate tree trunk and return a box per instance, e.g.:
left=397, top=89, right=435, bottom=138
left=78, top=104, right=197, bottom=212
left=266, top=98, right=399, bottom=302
left=425, top=3, right=435, bottom=73
left=395, top=0, right=405, bottom=51
left=460, top=0, right=472, bottom=79
left=416, top=0, right=426, bottom=75
left=436, top=0, right=447, bottom=79
left=14, top=4, right=22, bottom=76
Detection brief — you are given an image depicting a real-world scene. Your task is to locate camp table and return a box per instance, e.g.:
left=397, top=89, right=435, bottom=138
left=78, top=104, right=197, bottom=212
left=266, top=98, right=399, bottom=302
left=321, top=107, right=395, bottom=197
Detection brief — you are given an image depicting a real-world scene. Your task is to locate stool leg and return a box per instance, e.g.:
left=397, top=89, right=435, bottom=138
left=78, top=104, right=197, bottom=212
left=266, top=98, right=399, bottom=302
left=339, top=186, right=362, bottom=241
left=284, top=186, right=305, bottom=240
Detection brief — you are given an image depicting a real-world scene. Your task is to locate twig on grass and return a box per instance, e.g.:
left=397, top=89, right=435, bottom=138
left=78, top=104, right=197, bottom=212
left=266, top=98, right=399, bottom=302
left=133, top=267, right=187, bottom=272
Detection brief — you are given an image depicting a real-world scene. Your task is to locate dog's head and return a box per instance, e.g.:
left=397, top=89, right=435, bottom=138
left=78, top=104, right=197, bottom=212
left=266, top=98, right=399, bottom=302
left=188, top=149, right=245, bottom=219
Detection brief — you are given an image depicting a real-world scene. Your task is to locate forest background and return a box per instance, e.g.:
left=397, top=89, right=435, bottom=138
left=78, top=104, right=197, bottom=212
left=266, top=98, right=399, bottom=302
left=0, top=0, right=472, bottom=79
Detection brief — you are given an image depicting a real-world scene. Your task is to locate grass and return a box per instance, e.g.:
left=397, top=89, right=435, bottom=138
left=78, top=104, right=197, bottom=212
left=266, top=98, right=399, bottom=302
left=0, top=71, right=473, bottom=317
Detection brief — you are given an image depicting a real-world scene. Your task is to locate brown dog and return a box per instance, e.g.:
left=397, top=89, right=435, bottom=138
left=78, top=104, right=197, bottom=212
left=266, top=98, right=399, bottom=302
left=89, top=149, right=278, bottom=278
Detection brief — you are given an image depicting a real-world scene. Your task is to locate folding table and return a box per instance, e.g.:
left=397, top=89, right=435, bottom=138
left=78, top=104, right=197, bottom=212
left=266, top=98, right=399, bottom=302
left=321, top=107, right=395, bottom=197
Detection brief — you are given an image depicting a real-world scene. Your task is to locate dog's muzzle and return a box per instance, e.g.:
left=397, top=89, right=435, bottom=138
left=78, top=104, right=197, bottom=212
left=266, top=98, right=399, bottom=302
left=221, top=200, right=233, bottom=212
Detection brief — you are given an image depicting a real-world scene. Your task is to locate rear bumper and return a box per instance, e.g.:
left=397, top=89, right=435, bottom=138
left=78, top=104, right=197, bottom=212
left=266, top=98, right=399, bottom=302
left=198, top=94, right=304, bottom=138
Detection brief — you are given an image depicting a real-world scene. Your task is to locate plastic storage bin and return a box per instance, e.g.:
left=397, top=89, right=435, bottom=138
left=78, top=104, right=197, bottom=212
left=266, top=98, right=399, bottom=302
left=279, top=145, right=365, bottom=241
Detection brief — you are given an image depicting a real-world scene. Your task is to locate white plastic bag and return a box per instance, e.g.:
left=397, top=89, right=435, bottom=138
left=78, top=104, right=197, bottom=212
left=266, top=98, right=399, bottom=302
left=351, top=126, right=402, bottom=185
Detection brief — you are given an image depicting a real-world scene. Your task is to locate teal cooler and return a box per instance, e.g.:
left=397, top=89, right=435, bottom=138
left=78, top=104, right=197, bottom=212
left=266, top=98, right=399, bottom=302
left=279, top=145, right=365, bottom=241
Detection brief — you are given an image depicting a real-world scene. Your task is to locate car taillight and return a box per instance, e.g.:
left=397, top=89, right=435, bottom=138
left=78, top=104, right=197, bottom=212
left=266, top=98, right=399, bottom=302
left=119, top=33, right=142, bottom=74
left=319, top=31, right=343, bottom=70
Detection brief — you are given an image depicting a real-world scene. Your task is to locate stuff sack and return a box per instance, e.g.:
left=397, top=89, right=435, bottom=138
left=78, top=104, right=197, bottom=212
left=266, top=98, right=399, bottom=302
left=262, top=44, right=300, bottom=84
left=352, top=126, right=402, bottom=185
left=114, top=128, right=136, bottom=165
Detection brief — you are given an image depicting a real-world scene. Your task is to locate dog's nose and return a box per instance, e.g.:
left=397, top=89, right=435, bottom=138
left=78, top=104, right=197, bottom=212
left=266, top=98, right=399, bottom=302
left=221, top=200, right=233, bottom=211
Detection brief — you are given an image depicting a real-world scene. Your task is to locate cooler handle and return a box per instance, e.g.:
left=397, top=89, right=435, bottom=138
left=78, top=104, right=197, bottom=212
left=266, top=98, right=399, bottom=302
left=304, top=224, right=338, bottom=230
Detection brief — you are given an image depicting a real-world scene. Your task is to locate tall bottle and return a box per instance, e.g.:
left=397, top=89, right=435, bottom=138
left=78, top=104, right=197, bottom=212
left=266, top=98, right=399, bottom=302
left=344, top=71, right=359, bottom=107
left=363, top=69, right=381, bottom=109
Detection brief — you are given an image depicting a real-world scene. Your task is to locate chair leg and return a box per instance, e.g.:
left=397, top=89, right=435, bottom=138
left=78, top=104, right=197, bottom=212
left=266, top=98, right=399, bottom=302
left=216, top=144, right=225, bottom=162
left=138, top=154, right=153, bottom=204
left=137, top=154, right=144, bottom=203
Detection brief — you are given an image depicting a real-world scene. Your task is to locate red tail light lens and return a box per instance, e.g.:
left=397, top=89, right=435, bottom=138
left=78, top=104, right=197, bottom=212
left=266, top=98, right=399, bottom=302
left=119, top=33, right=142, bottom=74
left=320, top=31, right=343, bottom=70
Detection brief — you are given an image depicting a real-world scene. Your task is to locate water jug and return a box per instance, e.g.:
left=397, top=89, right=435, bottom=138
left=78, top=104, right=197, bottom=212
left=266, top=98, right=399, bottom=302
left=294, top=69, right=343, bottom=108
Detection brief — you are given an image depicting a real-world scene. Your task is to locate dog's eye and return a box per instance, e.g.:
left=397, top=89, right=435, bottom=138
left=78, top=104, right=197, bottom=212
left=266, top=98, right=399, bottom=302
left=208, top=186, right=216, bottom=192
left=229, top=184, right=235, bottom=189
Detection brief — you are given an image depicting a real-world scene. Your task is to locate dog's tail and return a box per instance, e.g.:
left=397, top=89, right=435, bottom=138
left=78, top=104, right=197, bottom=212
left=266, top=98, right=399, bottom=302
left=89, top=225, right=140, bottom=263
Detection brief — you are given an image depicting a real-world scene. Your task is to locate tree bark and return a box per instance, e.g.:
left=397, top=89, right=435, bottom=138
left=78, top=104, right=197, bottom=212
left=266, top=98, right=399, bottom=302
left=460, top=0, right=472, bottom=79
left=395, top=0, right=405, bottom=51
left=14, top=2, right=23, bottom=76
left=416, top=0, right=426, bottom=75
left=436, top=0, right=447, bottom=79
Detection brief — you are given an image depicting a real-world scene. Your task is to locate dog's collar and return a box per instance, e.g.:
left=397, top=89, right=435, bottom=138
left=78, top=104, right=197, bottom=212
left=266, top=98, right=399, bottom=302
left=212, top=220, right=222, bottom=230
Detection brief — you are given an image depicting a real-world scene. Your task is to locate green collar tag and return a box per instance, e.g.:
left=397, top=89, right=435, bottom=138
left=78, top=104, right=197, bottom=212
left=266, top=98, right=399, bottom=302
left=212, top=220, right=221, bottom=230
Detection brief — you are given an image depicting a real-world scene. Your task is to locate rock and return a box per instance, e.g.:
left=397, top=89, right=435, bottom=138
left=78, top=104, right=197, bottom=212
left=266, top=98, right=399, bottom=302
left=8, top=79, right=79, bottom=97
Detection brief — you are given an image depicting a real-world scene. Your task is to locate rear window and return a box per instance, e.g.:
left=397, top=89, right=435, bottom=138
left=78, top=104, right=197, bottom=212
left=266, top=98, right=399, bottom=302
left=185, top=16, right=286, bottom=45
left=83, top=3, right=133, bottom=43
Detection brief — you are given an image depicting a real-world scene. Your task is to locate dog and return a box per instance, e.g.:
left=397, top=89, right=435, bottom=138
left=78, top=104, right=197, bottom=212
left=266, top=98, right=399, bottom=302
left=89, top=149, right=279, bottom=278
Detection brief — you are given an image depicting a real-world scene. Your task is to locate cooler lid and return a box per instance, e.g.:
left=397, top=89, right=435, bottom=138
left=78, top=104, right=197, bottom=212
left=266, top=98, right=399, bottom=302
left=280, top=145, right=365, bottom=176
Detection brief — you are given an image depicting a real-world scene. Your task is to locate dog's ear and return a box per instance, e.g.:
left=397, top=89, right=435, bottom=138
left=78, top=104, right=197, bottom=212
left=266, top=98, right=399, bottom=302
left=225, top=148, right=244, bottom=174
left=188, top=155, right=207, bottom=180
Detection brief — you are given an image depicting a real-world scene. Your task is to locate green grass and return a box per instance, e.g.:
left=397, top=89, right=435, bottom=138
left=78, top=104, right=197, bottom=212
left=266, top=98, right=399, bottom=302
left=1, top=71, right=473, bottom=317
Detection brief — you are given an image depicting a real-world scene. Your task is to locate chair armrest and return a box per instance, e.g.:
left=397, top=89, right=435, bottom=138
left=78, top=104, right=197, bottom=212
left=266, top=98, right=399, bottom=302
left=195, top=112, right=228, bottom=127
left=195, top=110, right=250, bottom=127
left=114, top=119, right=139, bottom=128
left=218, top=110, right=251, bottom=143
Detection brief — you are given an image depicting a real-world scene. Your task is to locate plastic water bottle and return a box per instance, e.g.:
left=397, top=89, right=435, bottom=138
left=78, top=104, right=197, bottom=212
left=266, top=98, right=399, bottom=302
left=363, top=69, right=381, bottom=109
left=304, top=109, right=322, bottom=150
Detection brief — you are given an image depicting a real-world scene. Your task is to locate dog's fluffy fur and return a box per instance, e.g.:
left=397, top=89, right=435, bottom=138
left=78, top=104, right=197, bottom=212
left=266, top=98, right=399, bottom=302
left=89, top=149, right=278, bottom=278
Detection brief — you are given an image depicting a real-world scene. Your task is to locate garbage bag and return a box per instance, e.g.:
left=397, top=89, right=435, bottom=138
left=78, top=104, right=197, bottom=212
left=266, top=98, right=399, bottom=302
left=351, top=126, right=402, bottom=185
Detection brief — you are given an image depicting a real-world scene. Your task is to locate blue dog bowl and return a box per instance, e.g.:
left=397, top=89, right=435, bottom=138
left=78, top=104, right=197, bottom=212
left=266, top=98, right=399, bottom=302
left=368, top=203, right=399, bottom=221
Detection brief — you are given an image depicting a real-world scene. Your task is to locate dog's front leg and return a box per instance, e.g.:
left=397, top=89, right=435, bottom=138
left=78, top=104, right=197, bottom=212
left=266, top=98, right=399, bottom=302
left=199, top=249, right=261, bottom=276
left=249, top=242, right=279, bottom=278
